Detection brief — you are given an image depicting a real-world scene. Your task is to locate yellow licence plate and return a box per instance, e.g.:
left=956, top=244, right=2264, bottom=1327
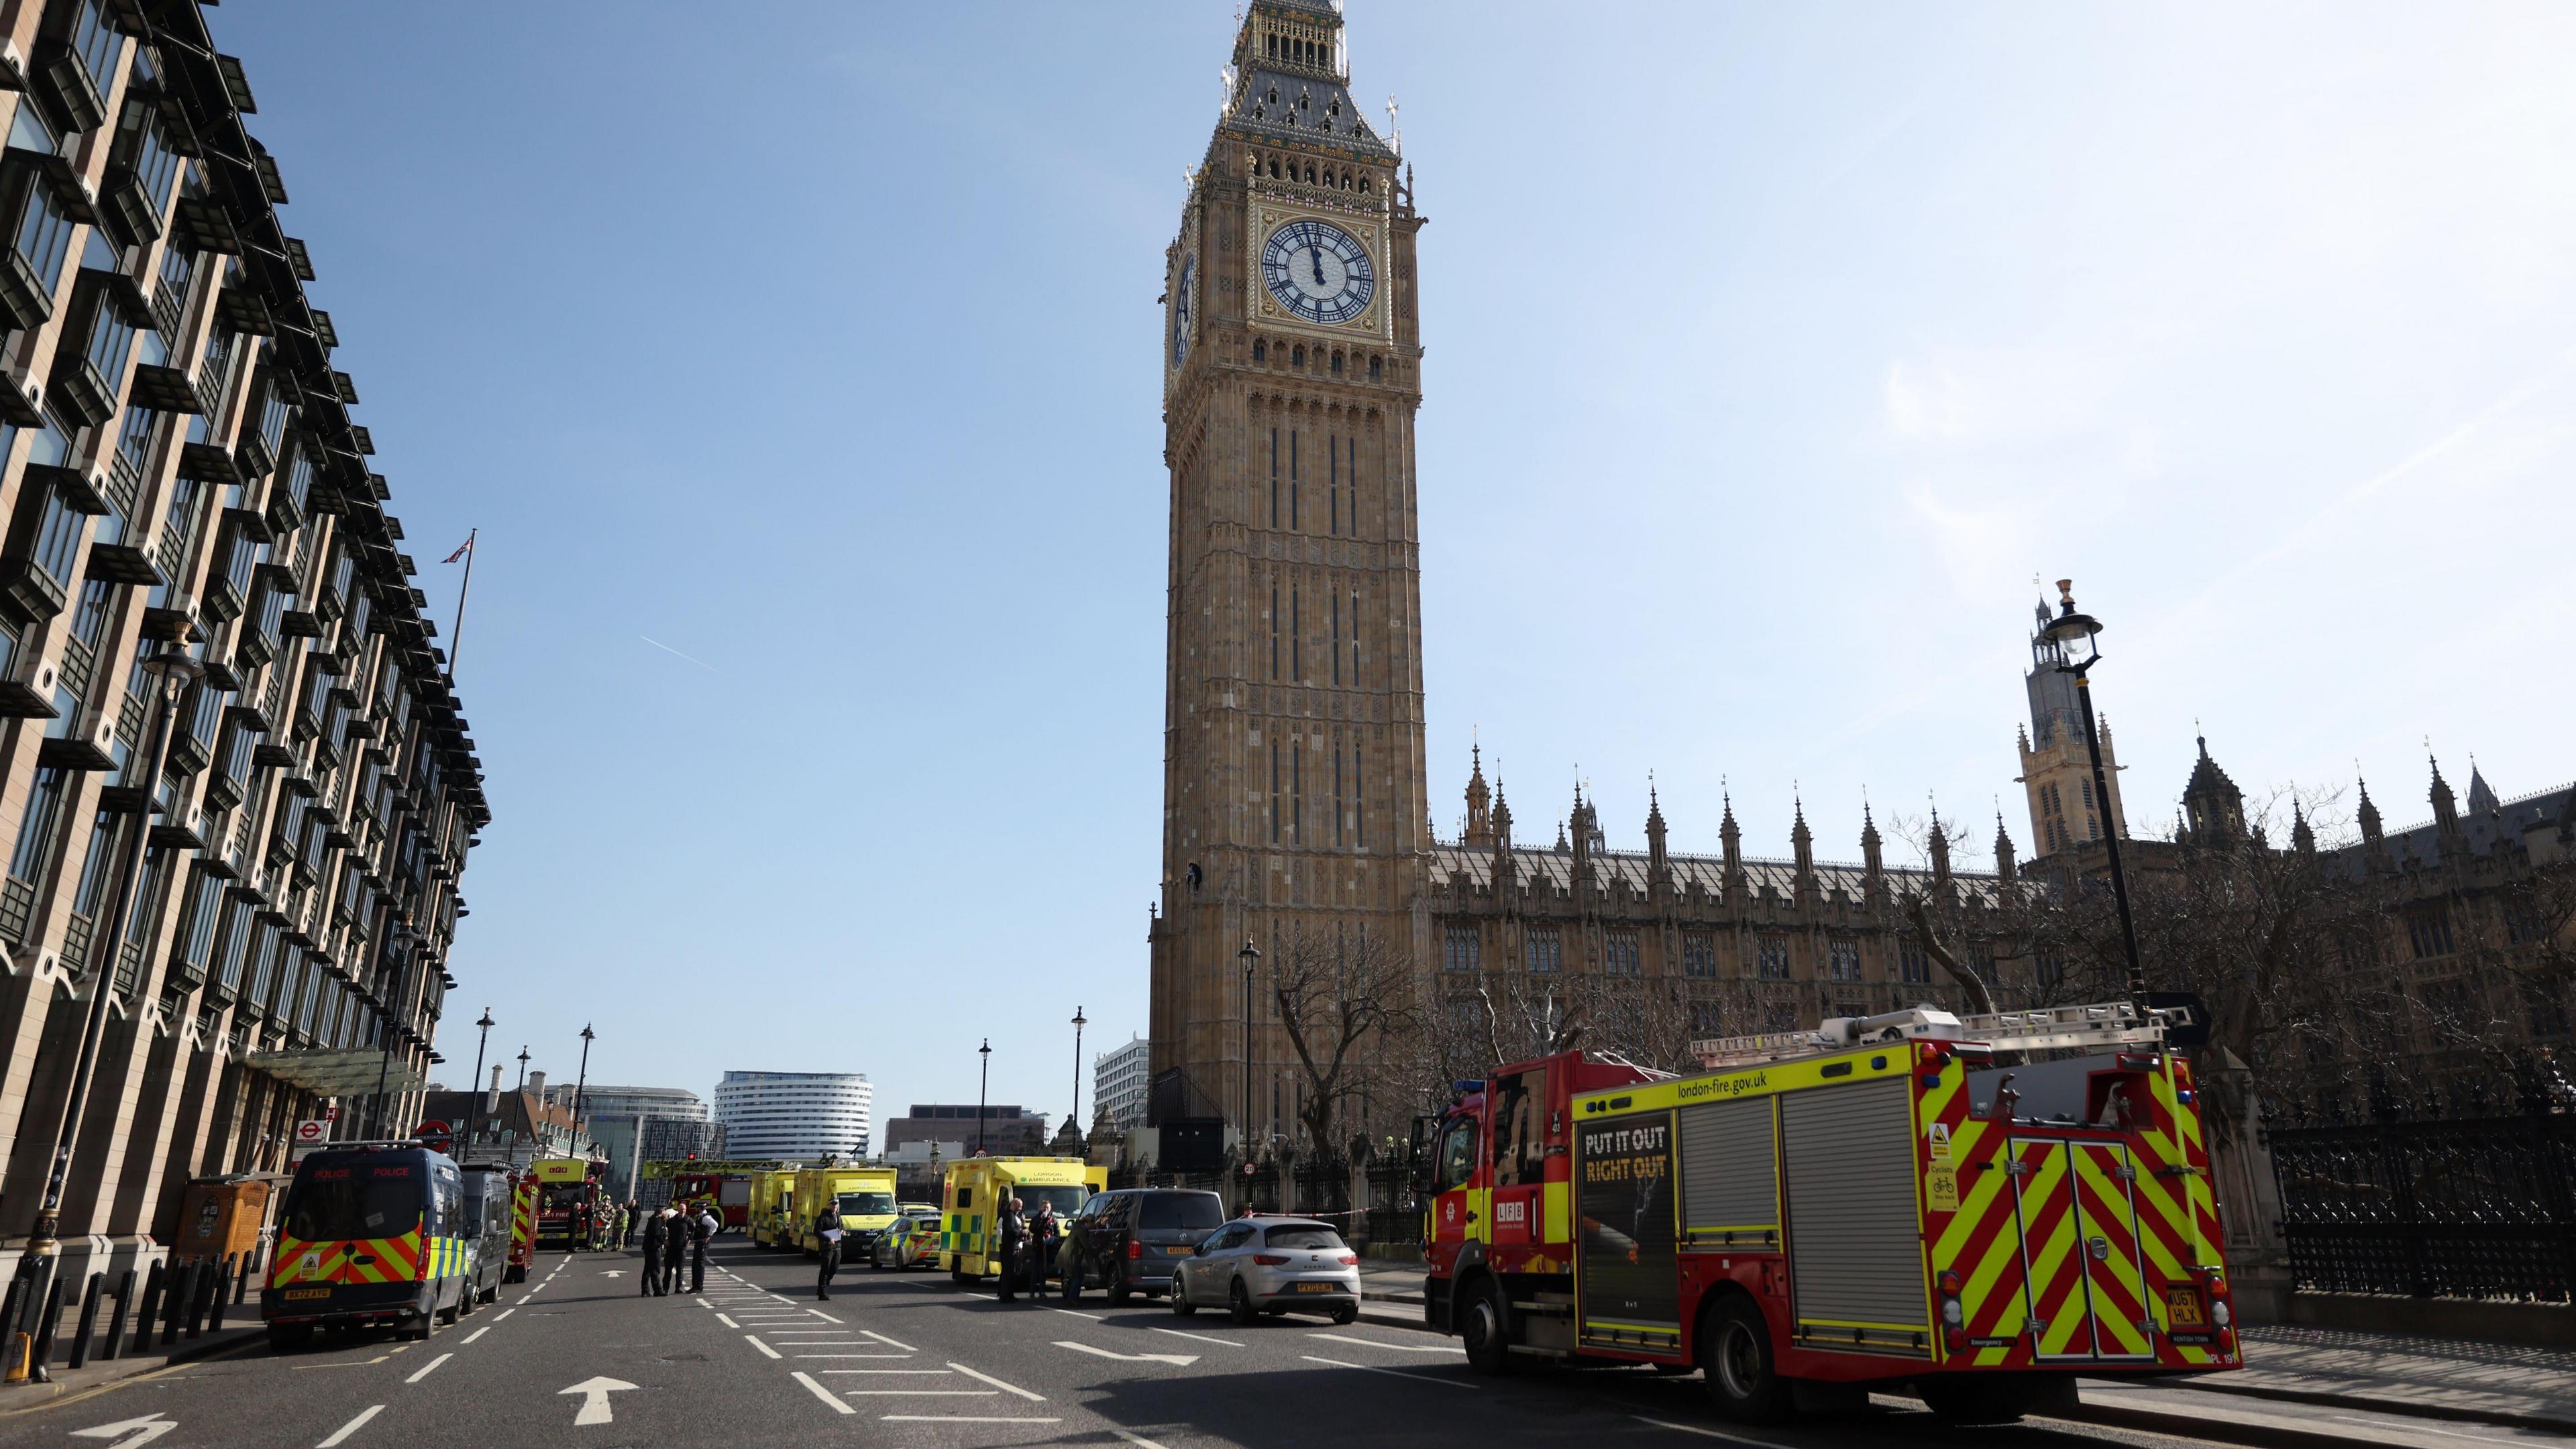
left=1295, top=1282, right=1337, bottom=1293
left=2165, top=1286, right=2206, bottom=1326
left=284, top=1287, right=330, bottom=1301
left=1166, top=1246, right=1191, bottom=1255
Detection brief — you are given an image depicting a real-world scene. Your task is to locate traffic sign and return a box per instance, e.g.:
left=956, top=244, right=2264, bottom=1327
left=294, top=1120, right=328, bottom=1146
left=416, top=1119, right=452, bottom=1154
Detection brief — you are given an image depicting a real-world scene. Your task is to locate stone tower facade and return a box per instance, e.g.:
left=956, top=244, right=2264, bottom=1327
left=1147, top=0, right=1431, bottom=1143
left=2016, top=597, right=2131, bottom=859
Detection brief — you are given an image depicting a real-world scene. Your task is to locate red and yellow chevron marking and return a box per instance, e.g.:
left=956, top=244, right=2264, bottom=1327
left=511, top=1182, right=537, bottom=1259
left=269, top=1230, right=427, bottom=1288
left=2070, top=1143, right=2153, bottom=1358
left=2015, top=1141, right=2099, bottom=1360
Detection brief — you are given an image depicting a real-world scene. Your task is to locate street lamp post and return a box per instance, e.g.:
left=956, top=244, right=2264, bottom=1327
left=370, top=915, right=419, bottom=1140
left=1237, top=940, right=1259, bottom=1148
left=514, top=1046, right=531, bottom=1095
left=7, top=629, right=202, bottom=1378
left=468, top=1008, right=495, bottom=1144
left=2039, top=579, right=2149, bottom=1010
left=1069, top=1006, right=1087, bottom=1144
left=572, top=1024, right=596, bottom=1149
left=976, top=1039, right=992, bottom=1156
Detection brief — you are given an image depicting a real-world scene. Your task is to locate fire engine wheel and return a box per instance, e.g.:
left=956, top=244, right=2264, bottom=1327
left=1459, top=1278, right=1515, bottom=1376
left=1700, top=1296, right=1788, bottom=1424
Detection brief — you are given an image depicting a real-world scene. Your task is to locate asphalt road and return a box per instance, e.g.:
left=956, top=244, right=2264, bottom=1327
left=0, top=1240, right=2553, bottom=1449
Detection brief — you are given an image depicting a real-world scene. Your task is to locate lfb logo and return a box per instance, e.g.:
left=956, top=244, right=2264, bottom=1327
left=1495, top=1201, right=1527, bottom=1225
left=1442, top=1197, right=1460, bottom=1227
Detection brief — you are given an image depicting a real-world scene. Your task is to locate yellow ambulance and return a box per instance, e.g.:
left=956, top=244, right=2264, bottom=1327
left=749, top=1167, right=802, bottom=1248
left=938, top=1157, right=1107, bottom=1282
left=787, top=1166, right=900, bottom=1258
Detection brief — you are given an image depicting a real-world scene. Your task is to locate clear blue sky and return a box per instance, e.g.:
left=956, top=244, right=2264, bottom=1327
left=209, top=3, right=2576, bottom=1128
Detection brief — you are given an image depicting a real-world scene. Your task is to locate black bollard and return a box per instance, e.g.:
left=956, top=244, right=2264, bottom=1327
left=66, top=1274, right=101, bottom=1370
left=233, top=1254, right=249, bottom=1305
left=204, top=1257, right=228, bottom=1332
left=99, top=1269, right=133, bottom=1362
left=183, top=1261, right=211, bottom=1338
left=28, top=1276, right=62, bottom=1377
left=159, top=1261, right=189, bottom=1347
left=131, top=1263, right=164, bottom=1357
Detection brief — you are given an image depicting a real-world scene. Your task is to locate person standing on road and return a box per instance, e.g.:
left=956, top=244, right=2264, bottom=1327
left=661, top=1205, right=688, bottom=1297
left=1028, top=1200, right=1061, bottom=1297
left=690, top=1201, right=718, bottom=1293
left=639, top=1203, right=670, bottom=1296
left=995, top=1197, right=1028, bottom=1302
left=815, top=1201, right=844, bottom=1301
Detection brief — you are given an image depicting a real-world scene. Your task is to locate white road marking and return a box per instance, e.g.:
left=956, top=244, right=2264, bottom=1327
left=1301, top=1354, right=1475, bottom=1389
left=559, top=1377, right=635, bottom=1427
left=70, top=1415, right=174, bottom=1448
left=797, top=1354, right=914, bottom=1358
left=1051, top=1307, right=1102, bottom=1321
left=1307, top=1332, right=1466, bottom=1354
left=1055, top=1341, right=1199, bottom=1367
left=792, top=1371, right=857, bottom=1415
left=843, top=1391, right=999, bottom=1397
left=1112, top=1432, right=1174, bottom=1449
left=460, top=1327, right=490, bottom=1344
left=947, top=1362, right=1046, bottom=1401
left=315, top=1405, right=384, bottom=1448
left=598, top=1271, right=623, bottom=1278
left=863, top=1329, right=916, bottom=1350
left=821, top=1370, right=954, bottom=1375
left=404, top=1353, right=452, bottom=1384
left=747, top=1336, right=782, bottom=1358
left=881, top=1417, right=1063, bottom=1425
left=809, top=1309, right=843, bottom=1322
left=716, top=1314, right=739, bottom=1328
left=1150, top=1327, right=1243, bottom=1347
left=490, top=1309, right=515, bottom=1321
left=1630, top=1415, right=1780, bottom=1445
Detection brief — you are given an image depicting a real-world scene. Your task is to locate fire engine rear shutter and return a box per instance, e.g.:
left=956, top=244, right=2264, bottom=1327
left=1678, top=1097, right=1778, bottom=1243
left=1781, top=1077, right=1929, bottom=1340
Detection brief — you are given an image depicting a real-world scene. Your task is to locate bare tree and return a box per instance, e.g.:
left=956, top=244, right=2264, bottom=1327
left=1269, top=923, right=1417, bottom=1150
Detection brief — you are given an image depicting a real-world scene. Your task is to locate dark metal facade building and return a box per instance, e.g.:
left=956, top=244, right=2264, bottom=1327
left=0, top=0, right=485, bottom=1285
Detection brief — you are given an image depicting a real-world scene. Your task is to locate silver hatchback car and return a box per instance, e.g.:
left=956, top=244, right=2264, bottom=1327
left=1170, top=1217, right=1360, bottom=1325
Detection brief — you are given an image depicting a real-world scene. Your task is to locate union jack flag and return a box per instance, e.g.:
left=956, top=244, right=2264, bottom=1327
left=443, top=539, right=473, bottom=564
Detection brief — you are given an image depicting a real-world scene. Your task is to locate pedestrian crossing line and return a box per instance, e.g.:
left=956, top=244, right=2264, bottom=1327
left=316, top=1405, right=384, bottom=1448
left=716, top=1314, right=740, bottom=1328
left=792, top=1371, right=856, bottom=1415
left=809, top=1309, right=843, bottom=1322
left=747, top=1336, right=782, bottom=1359
left=863, top=1330, right=917, bottom=1351
left=405, top=1353, right=452, bottom=1384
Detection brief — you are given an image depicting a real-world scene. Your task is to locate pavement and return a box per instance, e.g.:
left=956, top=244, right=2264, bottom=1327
left=0, top=1240, right=2561, bottom=1449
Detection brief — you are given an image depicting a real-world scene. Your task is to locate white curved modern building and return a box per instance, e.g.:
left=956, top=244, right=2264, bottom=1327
left=712, top=1071, right=873, bottom=1160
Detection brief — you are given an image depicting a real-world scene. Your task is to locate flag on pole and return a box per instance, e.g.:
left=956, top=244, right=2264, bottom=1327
left=443, top=538, right=473, bottom=564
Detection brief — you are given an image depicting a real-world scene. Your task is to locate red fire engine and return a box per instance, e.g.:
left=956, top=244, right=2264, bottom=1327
left=1418, top=1000, right=2236, bottom=1424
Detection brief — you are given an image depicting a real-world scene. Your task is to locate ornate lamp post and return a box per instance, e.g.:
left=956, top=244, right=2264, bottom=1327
left=976, top=1039, right=992, bottom=1156
left=468, top=1008, right=495, bottom=1142
left=1069, top=1005, right=1088, bottom=1146
left=7, top=630, right=202, bottom=1377
left=572, top=1024, right=596, bottom=1150
left=1238, top=939, right=1260, bottom=1146
left=2038, top=579, right=2149, bottom=1009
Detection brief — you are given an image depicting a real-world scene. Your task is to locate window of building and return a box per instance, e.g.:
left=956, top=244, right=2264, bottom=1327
left=2405, top=902, right=2455, bottom=959
left=1252, top=337, right=1267, bottom=362
left=1755, top=932, right=1789, bottom=980
left=1443, top=925, right=1479, bottom=973
left=1525, top=928, right=1561, bottom=974
left=1763, top=1002, right=1797, bottom=1032
left=1368, top=356, right=1381, bottom=381
left=2080, top=780, right=2094, bottom=809
left=1682, top=933, right=1716, bottom=979
left=2526, top=978, right=2571, bottom=1039
left=1688, top=1002, right=1724, bottom=1036
left=1352, top=741, right=1363, bottom=848
left=1828, top=937, right=1861, bottom=981
left=1898, top=936, right=1930, bottom=984
left=1604, top=930, right=1640, bottom=977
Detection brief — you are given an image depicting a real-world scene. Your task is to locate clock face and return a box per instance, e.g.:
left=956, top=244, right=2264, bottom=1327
left=1171, top=254, right=1196, bottom=368
left=1261, top=219, right=1375, bottom=326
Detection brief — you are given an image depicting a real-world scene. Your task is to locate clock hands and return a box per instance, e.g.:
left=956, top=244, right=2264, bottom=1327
left=1308, top=244, right=1326, bottom=292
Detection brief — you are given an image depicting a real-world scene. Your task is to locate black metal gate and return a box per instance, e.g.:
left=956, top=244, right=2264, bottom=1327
left=1362, top=1146, right=1421, bottom=1248
left=2269, top=1102, right=2576, bottom=1302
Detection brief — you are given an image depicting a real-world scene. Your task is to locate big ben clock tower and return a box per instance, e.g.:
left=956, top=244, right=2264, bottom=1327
left=1148, top=0, right=1430, bottom=1145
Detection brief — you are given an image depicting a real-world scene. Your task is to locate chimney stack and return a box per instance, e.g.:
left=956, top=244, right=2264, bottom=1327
left=486, top=1064, right=502, bottom=1113
left=528, top=1070, right=548, bottom=1099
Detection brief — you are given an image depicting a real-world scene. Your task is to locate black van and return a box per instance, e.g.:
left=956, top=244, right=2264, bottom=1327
left=1059, top=1188, right=1228, bottom=1301
left=458, top=1167, right=514, bottom=1309
left=263, top=1144, right=474, bottom=1347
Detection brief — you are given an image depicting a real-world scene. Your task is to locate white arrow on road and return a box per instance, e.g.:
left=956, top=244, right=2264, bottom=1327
left=1052, top=1340, right=1198, bottom=1367
left=598, top=1271, right=623, bottom=1278
left=71, top=1416, right=176, bottom=1449
left=558, top=1377, right=637, bottom=1426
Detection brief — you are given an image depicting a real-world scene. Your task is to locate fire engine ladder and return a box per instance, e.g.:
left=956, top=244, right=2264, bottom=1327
left=1688, top=999, right=2195, bottom=1071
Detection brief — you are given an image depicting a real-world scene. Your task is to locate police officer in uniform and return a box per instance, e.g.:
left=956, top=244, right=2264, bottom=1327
left=815, top=1201, right=844, bottom=1300
left=994, top=1198, right=1028, bottom=1302
left=639, top=1205, right=670, bottom=1295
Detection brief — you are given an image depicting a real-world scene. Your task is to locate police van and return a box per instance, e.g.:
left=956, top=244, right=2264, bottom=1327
left=262, top=1142, right=477, bottom=1347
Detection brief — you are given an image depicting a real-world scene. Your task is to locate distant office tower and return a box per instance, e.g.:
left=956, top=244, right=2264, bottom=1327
left=1094, top=1036, right=1150, bottom=1131
left=882, top=1104, right=1049, bottom=1157
left=712, top=1071, right=873, bottom=1160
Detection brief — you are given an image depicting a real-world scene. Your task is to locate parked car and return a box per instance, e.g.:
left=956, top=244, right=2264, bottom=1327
left=1059, top=1188, right=1227, bottom=1302
left=456, top=1167, right=514, bottom=1307
left=872, top=1212, right=943, bottom=1270
left=1169, top=1216, right=1360, bottom=1325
